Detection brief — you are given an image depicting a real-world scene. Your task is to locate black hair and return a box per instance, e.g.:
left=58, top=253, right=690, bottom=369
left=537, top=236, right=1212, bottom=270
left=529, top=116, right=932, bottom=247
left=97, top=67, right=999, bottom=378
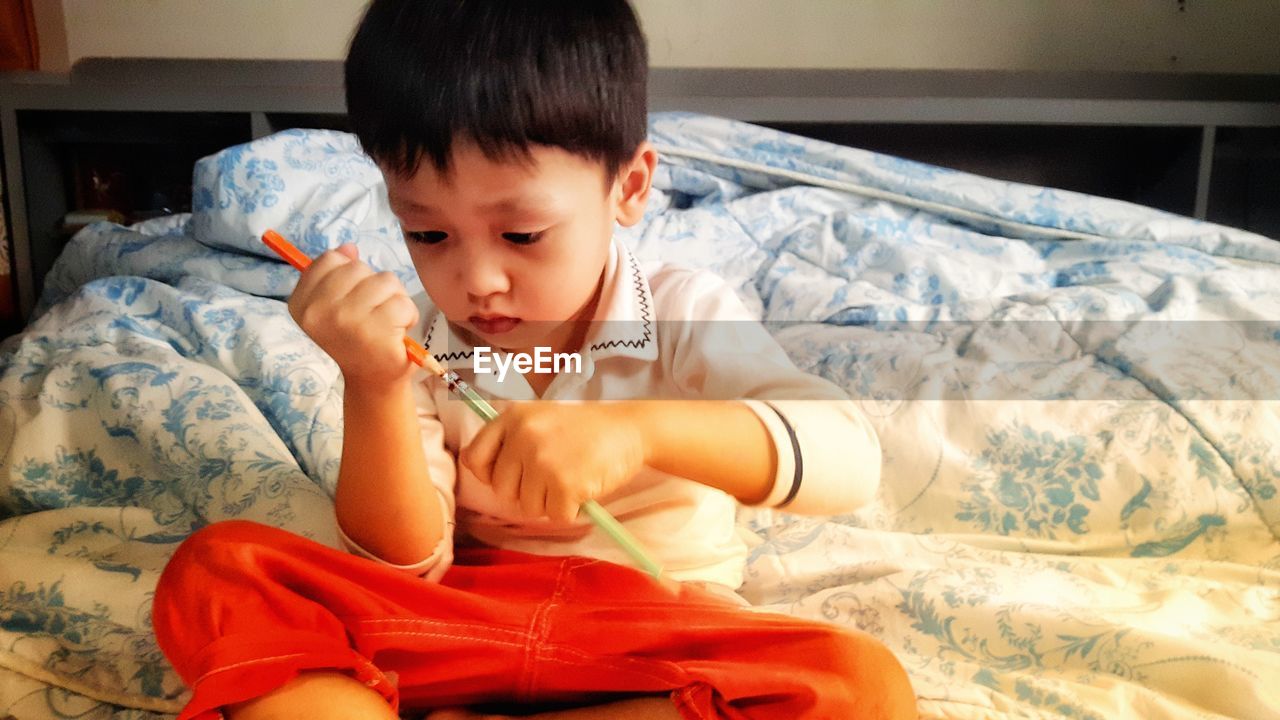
left=345, top=0, right=648, bottom=180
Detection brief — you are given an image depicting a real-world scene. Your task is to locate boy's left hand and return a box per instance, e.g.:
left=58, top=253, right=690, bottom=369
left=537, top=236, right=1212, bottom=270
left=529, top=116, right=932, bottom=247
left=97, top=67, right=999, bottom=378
left=459, top=403, right=648, bottom=523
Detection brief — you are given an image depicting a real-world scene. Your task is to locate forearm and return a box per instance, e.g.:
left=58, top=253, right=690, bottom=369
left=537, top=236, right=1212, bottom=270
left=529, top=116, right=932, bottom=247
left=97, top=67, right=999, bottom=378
left=335, top=377, right=445, bottom=565
left=627, top=399, right=882, bottom=515
left=626, top=400, right=776, bottom=504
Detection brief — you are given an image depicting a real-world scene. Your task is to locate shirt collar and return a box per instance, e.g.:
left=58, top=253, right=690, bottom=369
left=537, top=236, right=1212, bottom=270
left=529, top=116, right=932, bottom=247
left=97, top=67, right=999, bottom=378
left=418, top=237, right=658, bottom=376
left=578, top=237, right=657, bottom=363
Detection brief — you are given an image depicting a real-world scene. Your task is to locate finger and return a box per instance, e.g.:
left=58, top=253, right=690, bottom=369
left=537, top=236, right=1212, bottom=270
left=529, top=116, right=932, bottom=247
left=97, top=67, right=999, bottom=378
left=460, top=419, right=506, bottom=485
left=370, top=293, right=420, bottom=333
left=291, top=265, right=370, bottom=336
left=544, top=484, right=580, bottom=525
left=335, top=244, right=360, bottom=261
left=519, top=477, right=549, bottom=520
left=287, top=254, right=332, bottom=310
left=292, top=248, right=359, bottom=306
left=490, top=447, right=523, bottom=511
left=288, top=260, right=341, bottom=329
left=350, top=272, right=413, bottom=324
left=299, top=246, right=355, bottom=283
left=312, top=265, right=375, bottom=319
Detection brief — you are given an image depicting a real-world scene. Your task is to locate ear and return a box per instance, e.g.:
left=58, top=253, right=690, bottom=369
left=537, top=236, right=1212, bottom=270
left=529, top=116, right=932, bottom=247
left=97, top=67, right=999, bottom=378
left=612, top=141, right=658, bottom=227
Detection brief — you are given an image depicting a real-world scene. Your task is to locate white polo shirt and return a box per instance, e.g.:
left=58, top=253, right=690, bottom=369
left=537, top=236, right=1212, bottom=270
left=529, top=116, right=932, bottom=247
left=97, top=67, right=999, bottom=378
left=341, top=238, right=882, bottom=589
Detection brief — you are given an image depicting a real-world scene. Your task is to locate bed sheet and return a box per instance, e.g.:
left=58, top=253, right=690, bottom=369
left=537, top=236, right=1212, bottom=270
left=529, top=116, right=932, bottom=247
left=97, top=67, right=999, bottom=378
left=2, top=114, right=1278, bottom=719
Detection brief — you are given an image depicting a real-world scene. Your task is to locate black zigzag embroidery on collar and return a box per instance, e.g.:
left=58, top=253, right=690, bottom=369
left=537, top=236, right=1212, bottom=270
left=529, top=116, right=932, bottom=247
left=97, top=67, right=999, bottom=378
left=589, top=250, right=652, bottom=352
left=423, top=319, right=474, bottom=363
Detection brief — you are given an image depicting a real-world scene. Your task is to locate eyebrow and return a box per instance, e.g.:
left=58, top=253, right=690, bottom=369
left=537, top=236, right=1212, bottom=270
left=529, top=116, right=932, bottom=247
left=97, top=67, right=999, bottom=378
left=390, top=195, right=557, bottom=215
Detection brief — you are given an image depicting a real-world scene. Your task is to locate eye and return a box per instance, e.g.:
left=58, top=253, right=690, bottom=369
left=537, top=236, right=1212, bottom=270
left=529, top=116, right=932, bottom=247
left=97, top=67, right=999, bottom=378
left=406, top=230, right=448, bottom=245
left=501, top=231, right=543, bottom=245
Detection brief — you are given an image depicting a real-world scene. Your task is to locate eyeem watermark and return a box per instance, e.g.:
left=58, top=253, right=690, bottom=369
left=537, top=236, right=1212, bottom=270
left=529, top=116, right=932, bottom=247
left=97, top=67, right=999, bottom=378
left=473, top=347, right=582, bottom=381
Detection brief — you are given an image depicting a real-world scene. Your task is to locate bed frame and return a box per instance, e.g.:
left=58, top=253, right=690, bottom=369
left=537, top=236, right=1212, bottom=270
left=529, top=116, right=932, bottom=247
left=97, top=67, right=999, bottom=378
left=2, top=59, right=1279, bottom=321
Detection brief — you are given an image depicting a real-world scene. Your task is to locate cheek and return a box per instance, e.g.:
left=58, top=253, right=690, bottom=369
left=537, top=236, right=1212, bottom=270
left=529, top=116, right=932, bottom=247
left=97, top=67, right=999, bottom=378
left=409, top=251, right=457, bottom=305
left=518, top=250, right=590, bottom=312
left=559, top=240, right=610, bottom=304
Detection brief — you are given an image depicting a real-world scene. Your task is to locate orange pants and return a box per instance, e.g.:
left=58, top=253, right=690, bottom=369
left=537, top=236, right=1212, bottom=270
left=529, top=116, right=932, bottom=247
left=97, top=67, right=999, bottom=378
left=152, top=521, right=916, bottom=719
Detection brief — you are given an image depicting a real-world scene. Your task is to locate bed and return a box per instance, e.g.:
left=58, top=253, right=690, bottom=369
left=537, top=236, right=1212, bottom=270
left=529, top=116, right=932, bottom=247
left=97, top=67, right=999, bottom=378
left=1, top=112, right=1278, bottom=719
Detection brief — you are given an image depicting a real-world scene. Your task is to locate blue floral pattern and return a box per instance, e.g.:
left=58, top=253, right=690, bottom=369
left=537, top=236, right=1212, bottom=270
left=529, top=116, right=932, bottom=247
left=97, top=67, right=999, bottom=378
left=3, top=114, right=1279, bottom=719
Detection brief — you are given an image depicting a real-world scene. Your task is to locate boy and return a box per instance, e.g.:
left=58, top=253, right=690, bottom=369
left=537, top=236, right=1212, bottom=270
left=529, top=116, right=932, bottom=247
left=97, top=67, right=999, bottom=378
left=152, top=1, right=916, bottom=718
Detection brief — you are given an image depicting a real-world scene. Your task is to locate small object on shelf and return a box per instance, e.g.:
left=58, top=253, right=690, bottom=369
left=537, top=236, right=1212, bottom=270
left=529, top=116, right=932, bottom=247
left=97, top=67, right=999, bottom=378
left=62, top=209, right=126, bottom=234
left=1, top=181, right=15, bottom=334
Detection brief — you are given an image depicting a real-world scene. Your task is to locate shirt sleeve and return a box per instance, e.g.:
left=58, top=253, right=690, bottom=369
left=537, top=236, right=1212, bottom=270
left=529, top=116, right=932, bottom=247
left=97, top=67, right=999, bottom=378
left=656, top=268, right=881, bottom=516
left=336, top=375, right=458, bottom=582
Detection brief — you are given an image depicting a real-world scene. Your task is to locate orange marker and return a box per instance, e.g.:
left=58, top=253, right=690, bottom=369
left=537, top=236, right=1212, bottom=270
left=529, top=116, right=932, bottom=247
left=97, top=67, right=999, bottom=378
left=262, top=230, right=440, bottom=375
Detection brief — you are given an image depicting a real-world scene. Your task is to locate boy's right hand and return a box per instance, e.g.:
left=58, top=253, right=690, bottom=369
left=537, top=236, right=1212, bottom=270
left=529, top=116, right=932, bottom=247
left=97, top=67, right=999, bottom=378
left=287, top=244, right=420, bottom=386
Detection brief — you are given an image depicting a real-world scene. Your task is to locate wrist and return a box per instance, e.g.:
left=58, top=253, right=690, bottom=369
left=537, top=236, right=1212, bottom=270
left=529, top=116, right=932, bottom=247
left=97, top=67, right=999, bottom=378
left=325, top=340, right=416, bottom=389
left=614, top=401, right=664, bottom=467
left=342, top=369, right=416, bottom=394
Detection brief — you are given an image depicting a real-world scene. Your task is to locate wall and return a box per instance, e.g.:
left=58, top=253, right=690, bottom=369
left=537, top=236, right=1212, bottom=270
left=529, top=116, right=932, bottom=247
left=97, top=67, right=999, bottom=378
left=33, top=0, right=1280, bottom=75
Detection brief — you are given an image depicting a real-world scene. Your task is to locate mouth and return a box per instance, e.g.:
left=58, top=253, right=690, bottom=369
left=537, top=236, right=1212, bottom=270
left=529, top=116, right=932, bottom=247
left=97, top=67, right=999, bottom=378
left=469, top=315, right=522, bottom=335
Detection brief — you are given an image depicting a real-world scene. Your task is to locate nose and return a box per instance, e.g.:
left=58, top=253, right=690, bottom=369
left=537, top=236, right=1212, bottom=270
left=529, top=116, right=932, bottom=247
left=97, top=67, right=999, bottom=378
left=458, top=243, right=511, bottom=301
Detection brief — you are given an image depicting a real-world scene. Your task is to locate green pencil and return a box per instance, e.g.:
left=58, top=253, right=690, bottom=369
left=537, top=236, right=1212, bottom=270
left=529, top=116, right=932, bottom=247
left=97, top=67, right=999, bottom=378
left=440, top=370, right=664, bottom=579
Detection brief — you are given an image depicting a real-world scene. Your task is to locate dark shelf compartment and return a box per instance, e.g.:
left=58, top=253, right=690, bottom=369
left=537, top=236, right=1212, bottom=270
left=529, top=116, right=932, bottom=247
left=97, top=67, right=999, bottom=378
left=15, top=111, right=252, bottom=302
left=1207, top=126, right=1280, bottom=239
left=761, top=122, right=1203, bottom=218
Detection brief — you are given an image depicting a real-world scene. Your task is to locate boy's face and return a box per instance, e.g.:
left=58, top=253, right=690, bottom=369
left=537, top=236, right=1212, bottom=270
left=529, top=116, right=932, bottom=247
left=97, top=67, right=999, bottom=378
left=384, top=140, right=655, bottom=356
